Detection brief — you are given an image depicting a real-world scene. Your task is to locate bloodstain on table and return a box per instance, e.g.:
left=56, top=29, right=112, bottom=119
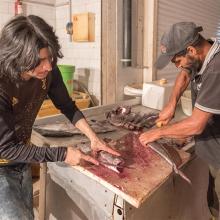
left=78, top=133, right=190, bottom=208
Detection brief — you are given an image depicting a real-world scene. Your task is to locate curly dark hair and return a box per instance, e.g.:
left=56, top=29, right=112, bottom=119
left=0, top=15, right=63, bottom=81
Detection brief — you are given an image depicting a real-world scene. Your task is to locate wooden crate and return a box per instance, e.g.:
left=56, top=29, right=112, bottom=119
left=37, top=91, right=90, bottom=118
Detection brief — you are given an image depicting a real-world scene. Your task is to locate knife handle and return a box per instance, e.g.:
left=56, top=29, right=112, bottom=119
left=156, top=121, right=165, bottom=127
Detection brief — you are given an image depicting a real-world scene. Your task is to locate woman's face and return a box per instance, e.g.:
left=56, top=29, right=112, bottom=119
left=21, top=47, right=52, bottom=80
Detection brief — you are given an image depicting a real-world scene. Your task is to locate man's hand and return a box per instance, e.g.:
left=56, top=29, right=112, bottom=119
left=156, top=70, right=191, bottom=127
left=90, top=137, right=120, bottom=157
left=156, top=103, right=175, bottom=127
left=139, top=129, right=161, bottom=146
left=65, top=147, right=99, bottom=166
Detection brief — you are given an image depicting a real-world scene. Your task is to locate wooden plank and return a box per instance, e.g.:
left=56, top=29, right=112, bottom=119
left=131, top=0, right=145, bottom=68
left=39, top=162, right=47, bottom=220
left=101, top=0, right=117, bottom=105
left=39, top=143, right=50, bottom=220
left=101, top=0, right=108, bottom=105
left=143, top=0, right=158, bottom=82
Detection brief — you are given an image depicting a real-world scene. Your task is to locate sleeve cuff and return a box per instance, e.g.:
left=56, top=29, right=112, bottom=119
left=72, top=110, right=85, bottom=125
left=195, top=102, right=220, bottom=114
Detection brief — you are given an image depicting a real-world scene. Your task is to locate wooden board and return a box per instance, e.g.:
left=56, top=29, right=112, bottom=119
left=73, top=133, right=190, bottom=208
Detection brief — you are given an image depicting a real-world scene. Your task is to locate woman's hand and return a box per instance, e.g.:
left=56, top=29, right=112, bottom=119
left=65, top=147, right=99, bottom=166
left=90, top=137, right=120, bottom=157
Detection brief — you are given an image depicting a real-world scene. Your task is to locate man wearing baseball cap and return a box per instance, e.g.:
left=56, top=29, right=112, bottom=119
left=139, top=22, right=220, bottom=219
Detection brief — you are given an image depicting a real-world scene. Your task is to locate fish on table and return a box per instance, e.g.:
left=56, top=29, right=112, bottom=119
left=97, top=151, right=125, bottom=173
left=33, top=119, right=116, bottom=137
left=76, top=142, right=125, bottom=174
left=105, top=105, right=159, bottom=131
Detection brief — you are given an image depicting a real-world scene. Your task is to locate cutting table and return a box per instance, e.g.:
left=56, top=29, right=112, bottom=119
left=31, top=98, right=211, bottom=220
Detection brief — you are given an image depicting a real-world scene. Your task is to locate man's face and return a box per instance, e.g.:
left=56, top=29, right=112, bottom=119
left=172, top=52, right=203, bottom=73
left=21, top=47, right=52, bottom=80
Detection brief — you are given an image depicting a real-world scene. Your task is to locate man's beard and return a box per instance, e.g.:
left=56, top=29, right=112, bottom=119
left=185, top=55, right=203, bottom=74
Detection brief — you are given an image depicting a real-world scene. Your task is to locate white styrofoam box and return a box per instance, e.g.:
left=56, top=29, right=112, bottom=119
left=142, top=80, right=174, bottom=110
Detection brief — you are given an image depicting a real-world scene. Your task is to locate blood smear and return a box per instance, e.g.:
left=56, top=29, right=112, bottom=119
left=86, top=133, right=155, bottom=179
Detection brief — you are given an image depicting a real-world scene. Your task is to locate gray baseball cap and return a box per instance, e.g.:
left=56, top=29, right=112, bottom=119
left=156, top=22, right=203, bottom=69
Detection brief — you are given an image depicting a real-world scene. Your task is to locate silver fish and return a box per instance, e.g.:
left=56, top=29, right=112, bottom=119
left=148, top=142, right=191, bottom=184
left=33, top=120, right=116, bottom=137
left=97, top=151, right=125, bottom=173
left=76, top=142, right=92, bottom=154
left=76, top=142, right=125, bottom=173
left=33, top=122, right=76, bottom=137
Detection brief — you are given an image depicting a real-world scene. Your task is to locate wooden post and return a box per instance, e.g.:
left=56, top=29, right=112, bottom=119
left=101, top=0, right=117, bottom=105
left=38, top=143, right=50, bottom=220
left=143, top=0, right=158, bottom=82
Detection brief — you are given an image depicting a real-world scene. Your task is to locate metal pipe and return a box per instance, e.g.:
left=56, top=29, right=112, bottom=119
left=121, top=0, right=132, bottom=67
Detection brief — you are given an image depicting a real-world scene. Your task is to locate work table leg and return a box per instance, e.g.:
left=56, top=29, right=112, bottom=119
left=39, top=162, right=47, bottom=220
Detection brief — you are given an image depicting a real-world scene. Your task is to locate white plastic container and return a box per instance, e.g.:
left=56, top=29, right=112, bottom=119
left=142, top=79, right=174, bottom=110
left=124, top=83, right=143, bottom=97
left=181, top=90, right=192, bottom=116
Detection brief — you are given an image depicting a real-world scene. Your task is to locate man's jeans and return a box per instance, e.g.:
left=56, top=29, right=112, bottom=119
left=0, top=164, right=34, bottom=220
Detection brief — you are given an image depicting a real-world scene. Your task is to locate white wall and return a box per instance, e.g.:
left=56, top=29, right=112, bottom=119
left=55, top=0, right=101, bottom=104
left=0, top=0, right=55, bottom=30
left=0, top=0, right=15, bottom=29
left=0, top=0, right=101, bottom=104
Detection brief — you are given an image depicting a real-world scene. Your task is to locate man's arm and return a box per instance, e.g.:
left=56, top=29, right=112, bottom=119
left=139, top=107, right=212, bottom=145
left=157, top=69, right=190, bottom=126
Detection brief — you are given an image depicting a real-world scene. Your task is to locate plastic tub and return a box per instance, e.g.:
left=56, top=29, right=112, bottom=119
left=124, top=83, right=143, bottom=97
left=58, top=65, right=75, bottom=95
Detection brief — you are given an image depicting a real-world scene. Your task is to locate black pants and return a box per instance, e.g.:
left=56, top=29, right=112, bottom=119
left=208, top=165, right=220, bottom=218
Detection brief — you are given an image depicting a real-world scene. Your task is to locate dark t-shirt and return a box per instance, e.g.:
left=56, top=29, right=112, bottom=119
left=0, top=66, right=84, bottom=163
left=190, top=41, right=220, bottom=168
